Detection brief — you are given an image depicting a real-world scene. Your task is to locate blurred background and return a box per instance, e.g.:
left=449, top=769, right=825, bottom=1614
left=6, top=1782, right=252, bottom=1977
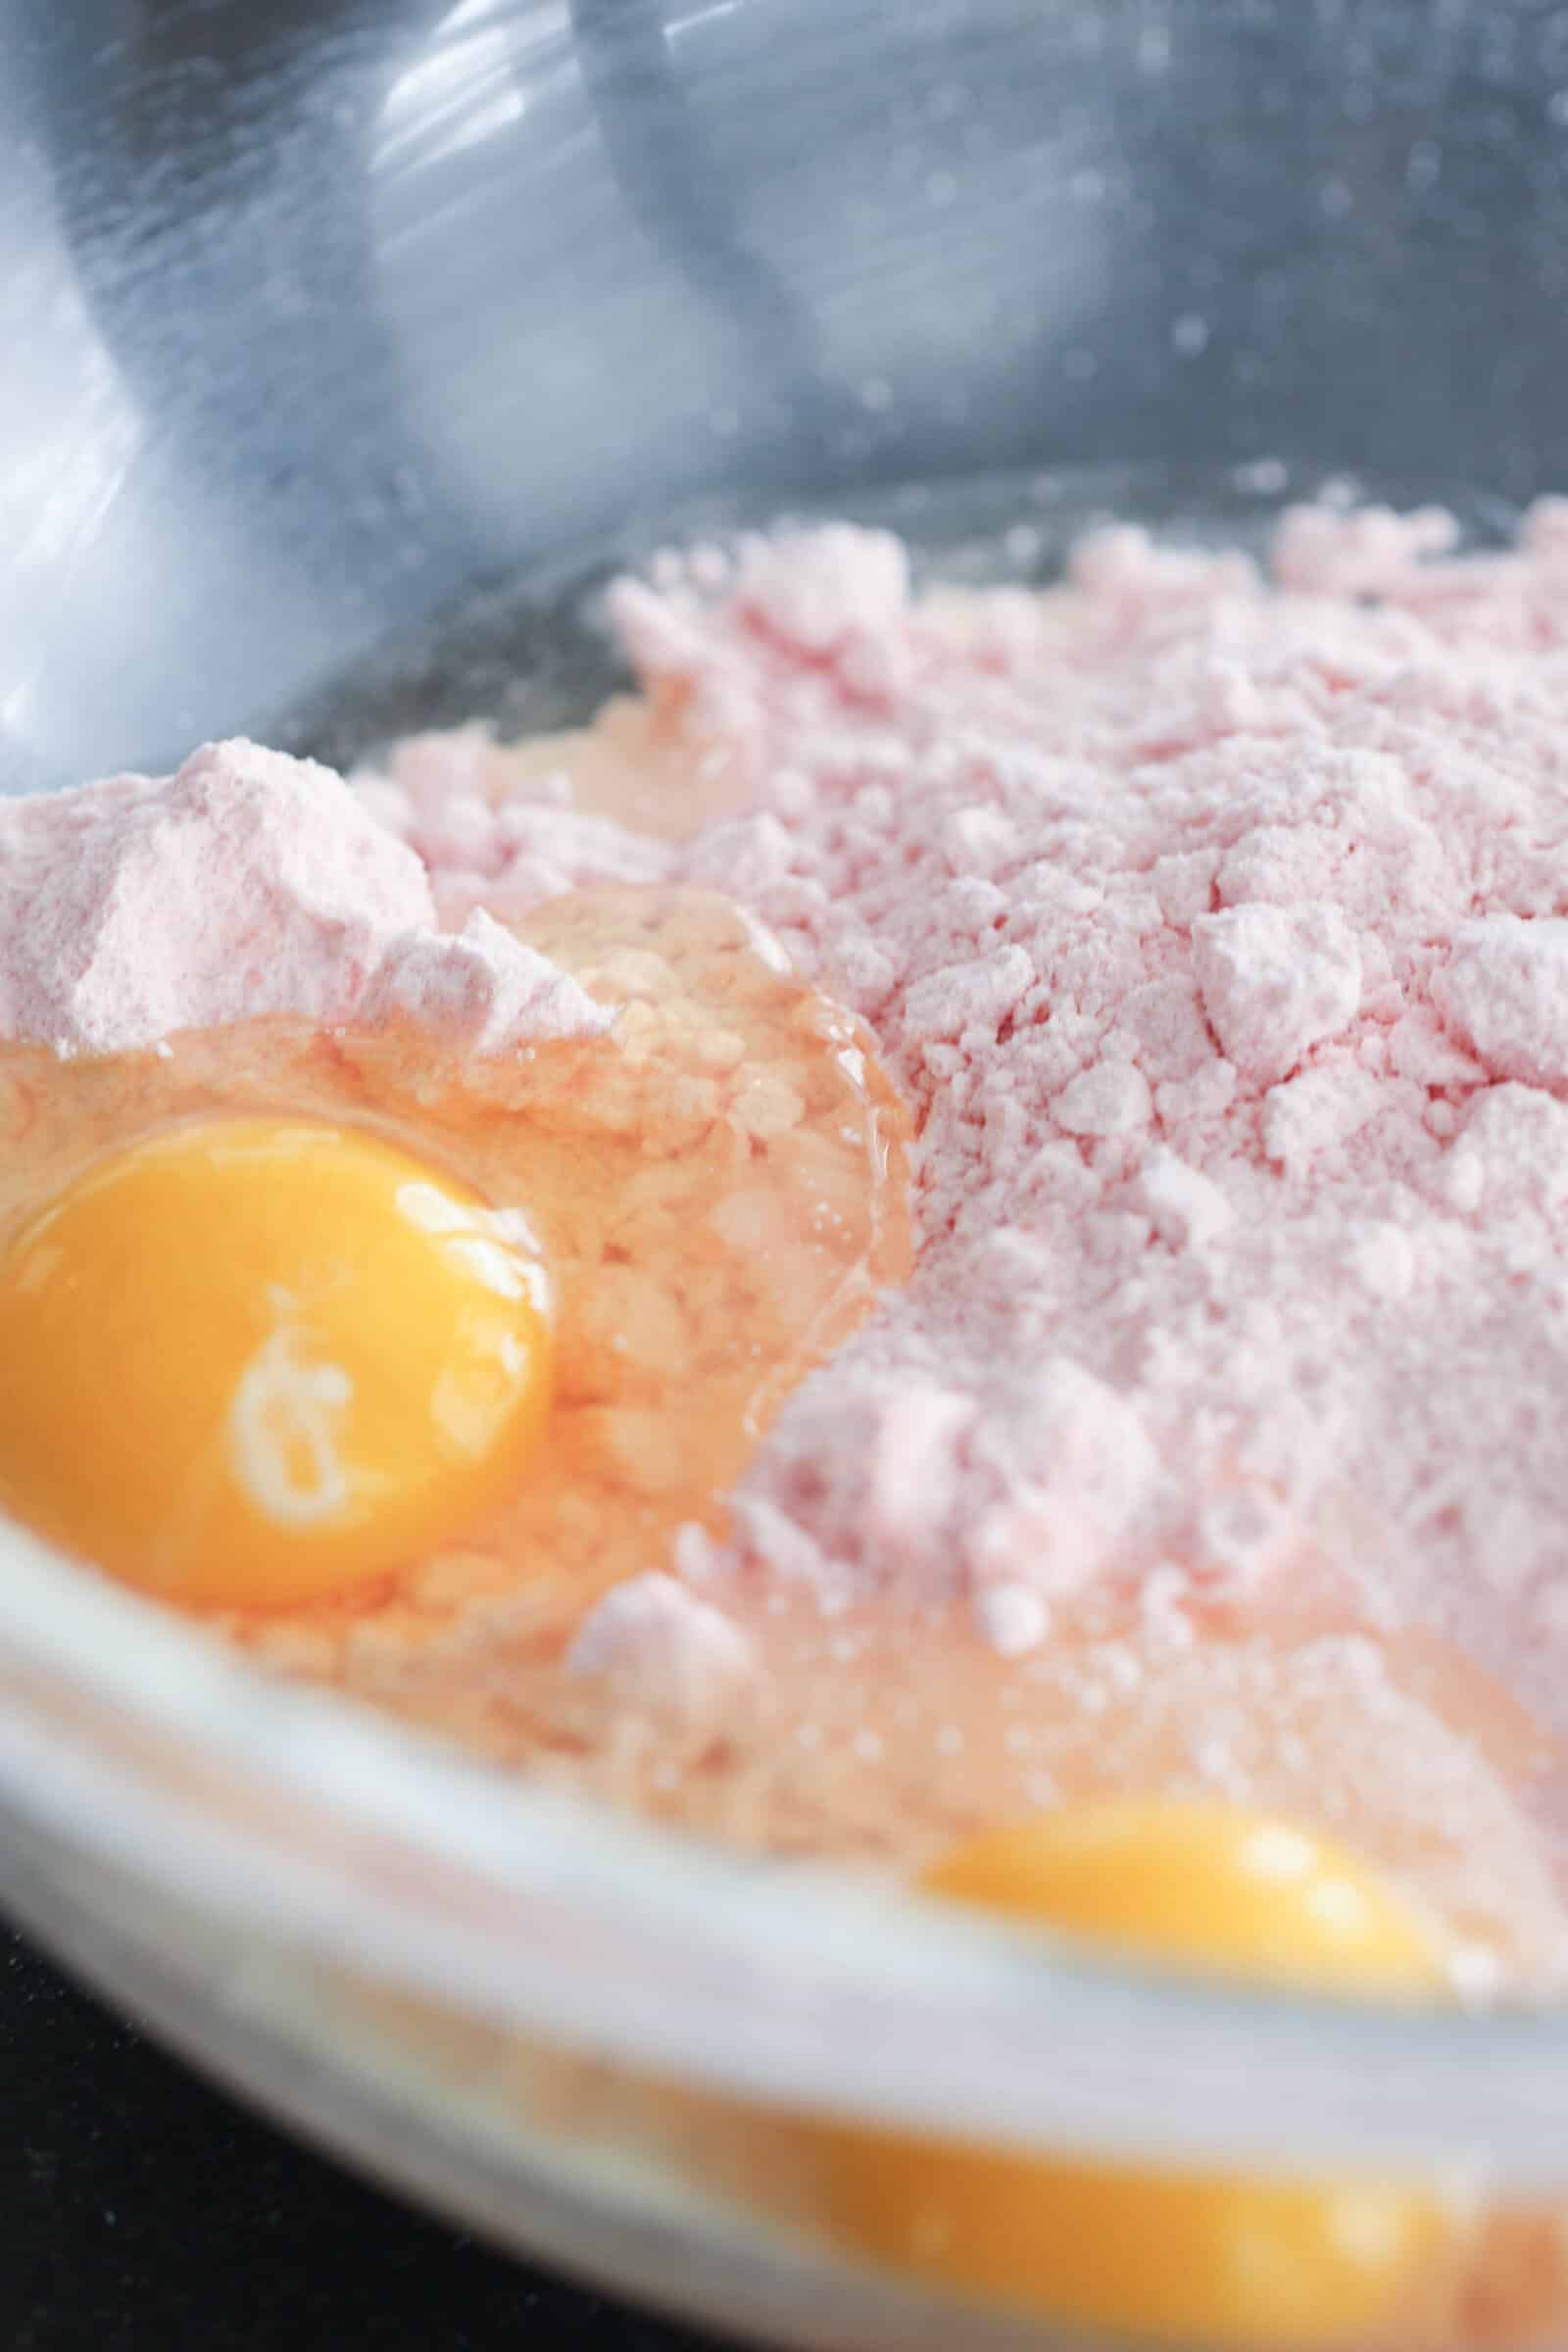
left=5, top=0, right=1568, bottom=793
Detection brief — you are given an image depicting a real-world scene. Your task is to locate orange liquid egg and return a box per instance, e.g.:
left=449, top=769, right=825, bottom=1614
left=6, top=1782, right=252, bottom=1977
left=808, top=1802, right=1460, bottom=2349
left=0, top=884, right=912, bottom=1673
left=0, top=1118, right=554, bottom=1609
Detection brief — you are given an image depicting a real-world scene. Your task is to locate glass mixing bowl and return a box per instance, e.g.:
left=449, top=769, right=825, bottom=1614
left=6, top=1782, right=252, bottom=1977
left=6, top=4, right=1568, bottom=2345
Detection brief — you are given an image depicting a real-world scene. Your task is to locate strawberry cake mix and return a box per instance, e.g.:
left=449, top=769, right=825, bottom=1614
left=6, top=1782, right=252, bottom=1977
left=12, top=498, right=1568, bottom=2339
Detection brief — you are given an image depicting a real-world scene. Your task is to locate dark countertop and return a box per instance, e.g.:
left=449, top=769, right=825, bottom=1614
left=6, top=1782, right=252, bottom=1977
left=3, top=1930, right=731, bottom=2352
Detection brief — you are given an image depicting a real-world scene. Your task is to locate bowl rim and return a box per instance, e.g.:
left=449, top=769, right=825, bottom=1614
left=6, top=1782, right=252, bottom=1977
left=3, top=1510, right=1568, bottom=2185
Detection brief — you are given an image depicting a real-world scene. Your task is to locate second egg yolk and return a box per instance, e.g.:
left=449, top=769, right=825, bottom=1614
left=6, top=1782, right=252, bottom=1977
left=810, top=1800, right=1461, bottom=2348
left=0, top=1117, right=553, bottom=1609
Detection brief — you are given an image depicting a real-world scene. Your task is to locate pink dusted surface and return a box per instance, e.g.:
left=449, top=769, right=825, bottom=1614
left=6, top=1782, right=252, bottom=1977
left=371, top=504, right=1568, bottom=1740
left=0, top=740, right=607, bottom=1058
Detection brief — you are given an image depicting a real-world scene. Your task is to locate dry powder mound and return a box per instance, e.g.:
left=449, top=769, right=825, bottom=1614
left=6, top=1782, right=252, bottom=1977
left=360, top=502, right=1568, bottom=1728
left=0, top=740, right=606, bottom=1057
left=358, top=906, right=609, bottom=1051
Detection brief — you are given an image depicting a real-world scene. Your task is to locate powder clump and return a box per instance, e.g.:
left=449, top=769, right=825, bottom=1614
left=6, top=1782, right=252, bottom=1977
left=0, top=739, right=605, bottom=1057
left=1432, top=915, right=1568, bottom=1088
left=1192, top=902, right=1362, bottom=1083
left=565, top=1571, right=757, bottom=1723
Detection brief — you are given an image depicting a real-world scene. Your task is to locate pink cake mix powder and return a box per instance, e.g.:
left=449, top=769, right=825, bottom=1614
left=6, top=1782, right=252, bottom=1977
left=353, top=503, right=1568, bottom=1755
left=0, top=737, right=608, bottom=1058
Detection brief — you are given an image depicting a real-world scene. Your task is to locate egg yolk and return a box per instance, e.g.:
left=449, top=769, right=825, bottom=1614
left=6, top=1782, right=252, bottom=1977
left=0, top=1117, right=553, bottom=1609
left=812, top=1800, right=1459, bottom=2348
